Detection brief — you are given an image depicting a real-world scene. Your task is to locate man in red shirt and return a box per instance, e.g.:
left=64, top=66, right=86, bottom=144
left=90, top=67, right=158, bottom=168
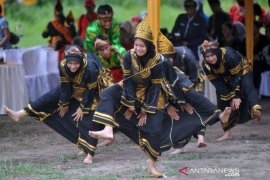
left=77, top=0, right=97, bottom=40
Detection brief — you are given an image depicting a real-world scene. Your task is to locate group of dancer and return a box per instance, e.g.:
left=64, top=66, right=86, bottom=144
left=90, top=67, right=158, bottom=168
left=4, top=16, right=262, bottom=178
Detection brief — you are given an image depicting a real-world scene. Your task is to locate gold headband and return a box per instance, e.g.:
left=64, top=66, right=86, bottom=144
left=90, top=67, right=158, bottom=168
left=157, top=31, right=175, bottom=55
left=134, top=16, right=153, bottom=42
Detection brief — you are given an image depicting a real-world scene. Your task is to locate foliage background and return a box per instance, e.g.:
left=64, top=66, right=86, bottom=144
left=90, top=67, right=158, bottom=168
left=4, top=0, right=269, bottom=48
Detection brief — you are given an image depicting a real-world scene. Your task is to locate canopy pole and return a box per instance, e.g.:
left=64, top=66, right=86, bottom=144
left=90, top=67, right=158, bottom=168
left=148, top=0, right=160, bottom=45
left=0, top=0, right=4, bottom=15
left=245, top=0, right=254, bottom=67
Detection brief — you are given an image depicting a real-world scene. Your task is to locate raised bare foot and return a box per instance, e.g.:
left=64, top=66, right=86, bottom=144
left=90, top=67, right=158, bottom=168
left=97, top=139, right=113, bottom=147
left=216, top=131, right=232, bottom=141
left=219, top=107, right=232, bottom=124
left=83, top=154, right=93, bottom=164
left=89, top=127, right=113, bottom=140
left=170, top=148, right=186, bottom=155
left=147, top=159, right=166, bottom=178
left=4, top=106, right=21, bottom=122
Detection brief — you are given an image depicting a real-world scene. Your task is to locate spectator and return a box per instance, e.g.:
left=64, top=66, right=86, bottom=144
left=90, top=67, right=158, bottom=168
left=84, top=4, right=123, bottom=53
left=120, top=16, right=141, bottom=51
left=253, top=21, right=269, bottom=90
left=171, top=0, right=207, bottom=60
left=77, top=0, right=97, bottom=40
left=228, top=0, right=245, bottom=24
left=42, top=0, right=75, bottom=61
left=207, top=0, right=231, bottom=41
left=93, top=34, right=125, bottom=82
left=0, top=5, right=11, bottom=49
left=219, top=21, right=245, bottom=55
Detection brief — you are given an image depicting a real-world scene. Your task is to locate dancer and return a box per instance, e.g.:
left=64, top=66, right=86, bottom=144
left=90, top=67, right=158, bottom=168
left=5, top=45, right=110, bottom=164
left=201, top=40, right=262, bottom=141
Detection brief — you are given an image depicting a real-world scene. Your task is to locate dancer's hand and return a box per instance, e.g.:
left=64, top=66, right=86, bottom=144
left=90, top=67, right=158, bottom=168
left=57, top=105, right=69, bottom=118
left=72, top=107, right=84, bottom=122
left=167, top=105, right=179, bottom=120
left=137, top=111, right=147, bottom=126
left=124, top=106, right=136, bottom=120
left=230, top=98, right=241, bottom=110
left=180, top=103, right=193, bottom=114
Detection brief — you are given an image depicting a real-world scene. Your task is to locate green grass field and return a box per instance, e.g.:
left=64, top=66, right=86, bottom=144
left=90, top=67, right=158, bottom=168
left=4, top=0, right=269, bottom=48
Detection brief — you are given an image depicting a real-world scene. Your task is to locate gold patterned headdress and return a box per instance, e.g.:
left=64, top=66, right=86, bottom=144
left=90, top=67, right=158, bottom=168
left=134, top=16, right=153, bottom=42
left=157, top=31, right=175, bottom=55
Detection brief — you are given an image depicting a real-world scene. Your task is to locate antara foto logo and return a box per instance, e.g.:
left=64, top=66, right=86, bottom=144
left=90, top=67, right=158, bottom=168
left=179, top=166, right=189, bottom=176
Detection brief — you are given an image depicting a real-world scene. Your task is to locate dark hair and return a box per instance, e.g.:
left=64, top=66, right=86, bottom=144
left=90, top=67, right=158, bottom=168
left=208, top=0, right=220, bottom=6
left=97, top=4, right=113, bottom=15
left=93, top=34, right=110, bottom=46
left=222, top=21, right=238, bottom=36
left=254, top=3, right=262, bottom=16
left=0, top=5, right=2, bottom=15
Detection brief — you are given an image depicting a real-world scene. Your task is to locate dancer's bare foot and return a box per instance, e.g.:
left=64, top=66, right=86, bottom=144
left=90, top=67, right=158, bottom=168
left=83, top=154, right=93, bottom=164
left=219, top=107, right=232, bottom=124
left=89, top=126, right=113, bottom=140
left=197, top=135, right=207, bottom=148
left=253, top=109, right=262, bottom=121
left=216, top=130, right=232, bottom=141
left=4, top=106, right=27, bottom=122
left=170, top=147, right=186, bottom=155
left=97, top=138, right=113, bottom=147
left=147, top=159, right=166, bottom=178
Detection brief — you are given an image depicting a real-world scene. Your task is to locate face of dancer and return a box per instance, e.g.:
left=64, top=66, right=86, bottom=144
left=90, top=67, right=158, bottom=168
left=134, top=38, right=147, bottom=56
left=204, top=52, right=217, bottom=65
left=97, top=44, right=111, bottom=59
left=67, top=60, right=81, bottom=72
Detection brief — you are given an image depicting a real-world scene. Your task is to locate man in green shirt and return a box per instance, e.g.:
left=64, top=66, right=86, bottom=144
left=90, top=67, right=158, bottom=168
left=84, top=4, right=123, bottom=53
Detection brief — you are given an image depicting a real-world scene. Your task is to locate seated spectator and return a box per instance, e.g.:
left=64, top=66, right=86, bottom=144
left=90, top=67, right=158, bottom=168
left=93, top=34, right=125, bottom=82
left=219, top=21, right=245, bottom=55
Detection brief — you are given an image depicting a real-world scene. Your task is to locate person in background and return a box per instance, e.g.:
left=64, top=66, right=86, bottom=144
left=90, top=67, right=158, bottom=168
left=219, top=21, right=245, bottom=55
left=42, top=0, right=75, bottom=61
left=171, top=0, right=207, bottom=60
left=265, top=0, right=270, bottom=27
left=207, top=0, right=231, bottom=41
left=93, top=34, right=125, bottom=82
left=0, top=4, right=11, bottom=49
left=253, top=21, right=269, bottom=90
left=201, top=40, right=262, bottom=141
left=120, top=16, right=141, bottom=51
left=228, top=0, right=245, bottom=24
left=77, top=0, right=97, bottom=40
left=84, top=4, right=122, bottom=53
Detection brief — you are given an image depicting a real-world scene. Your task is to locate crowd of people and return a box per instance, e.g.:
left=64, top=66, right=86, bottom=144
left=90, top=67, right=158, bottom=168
left=2, top=0, right=269, bottom=178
